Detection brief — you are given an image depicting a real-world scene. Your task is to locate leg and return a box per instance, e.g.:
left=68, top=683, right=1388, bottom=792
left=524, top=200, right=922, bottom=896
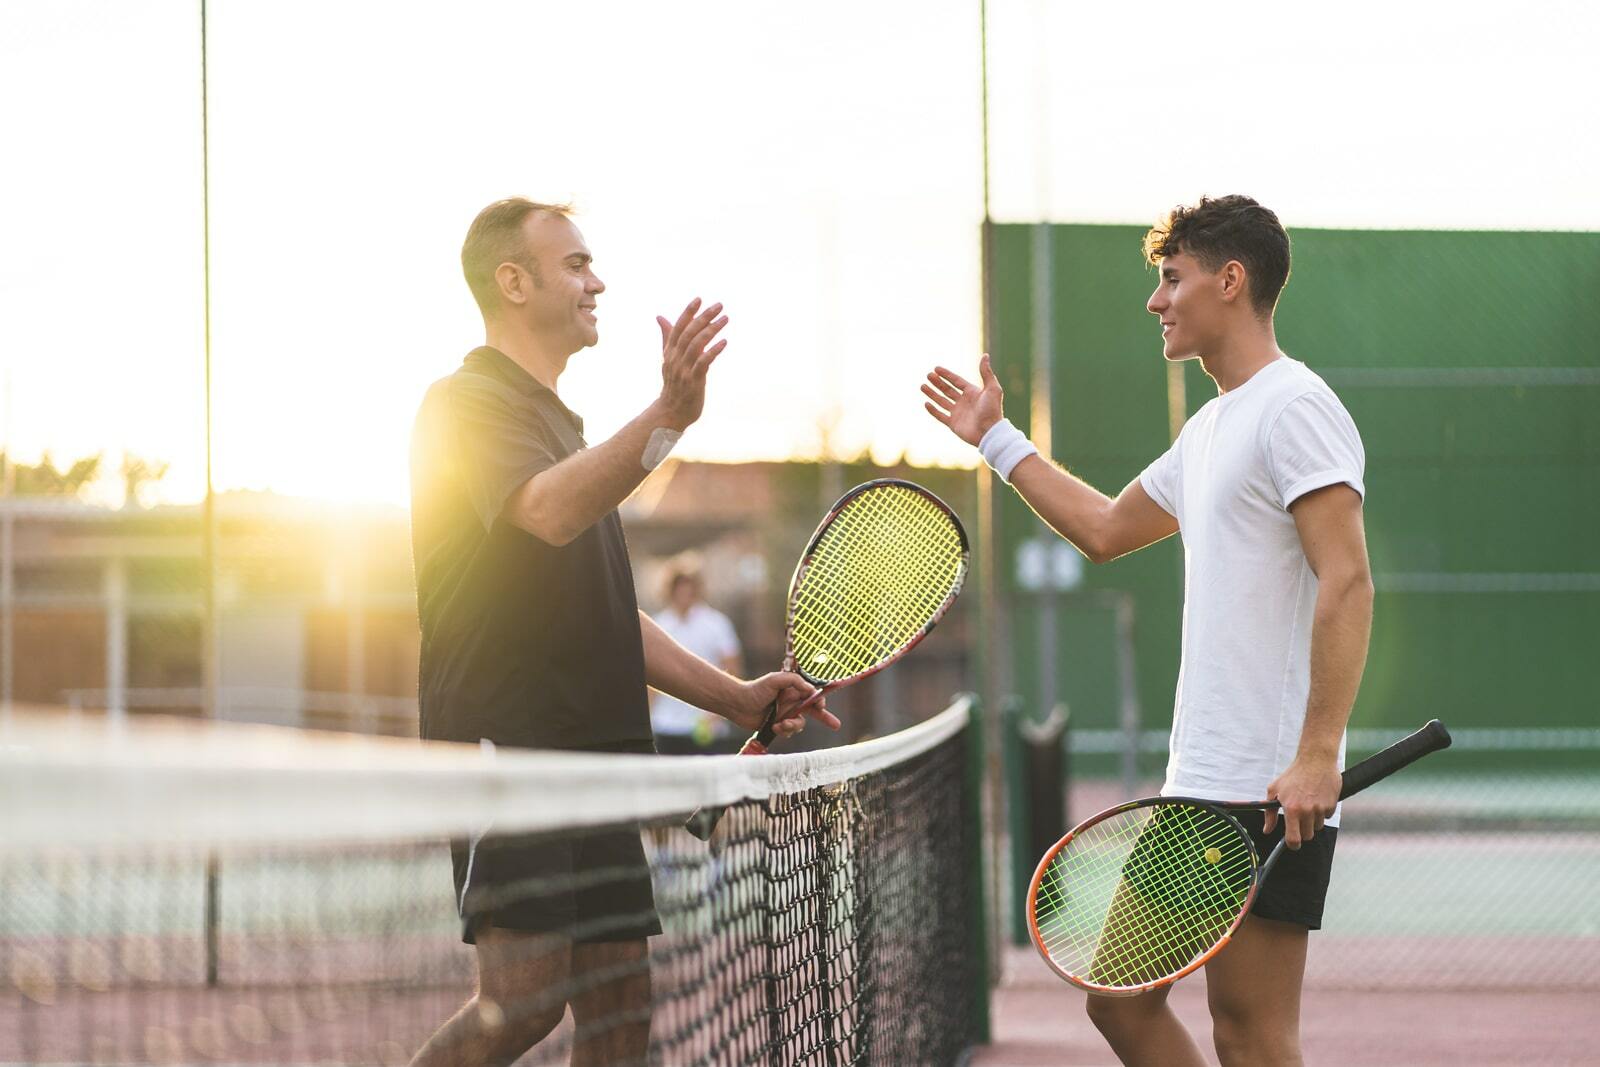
left=569, top=938, right=652, bottom=1067
left=410, top=926, right=571, bottom=1067
left=1204, top=914, right=1308, bottom=1067
left=1084, top=985, right=1210, bottom=1067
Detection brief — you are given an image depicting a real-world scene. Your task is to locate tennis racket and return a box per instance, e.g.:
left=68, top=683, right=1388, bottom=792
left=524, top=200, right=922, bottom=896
left=1028, top=719, right=1452, bottom=995
left=685, top=479, right=969, bottom=840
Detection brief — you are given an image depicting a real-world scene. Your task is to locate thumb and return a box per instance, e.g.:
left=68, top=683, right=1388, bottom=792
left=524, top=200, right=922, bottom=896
left=657, top=316, right=671, bottom=348
left=980, top=352, right=999, bottom=386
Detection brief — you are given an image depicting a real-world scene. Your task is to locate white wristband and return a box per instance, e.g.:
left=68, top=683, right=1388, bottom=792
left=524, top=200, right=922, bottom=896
left=642, top=427, right=681, bottom=471
left=978, top=418, right=1039, bottom=483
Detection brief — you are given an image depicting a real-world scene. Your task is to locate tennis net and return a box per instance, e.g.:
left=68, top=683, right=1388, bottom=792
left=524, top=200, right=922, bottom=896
left=0, top=698, right=983, bottom=1065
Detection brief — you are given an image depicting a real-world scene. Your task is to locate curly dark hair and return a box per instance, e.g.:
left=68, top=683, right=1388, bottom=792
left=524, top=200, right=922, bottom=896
left=1142, top=195, right=1290, bottom=317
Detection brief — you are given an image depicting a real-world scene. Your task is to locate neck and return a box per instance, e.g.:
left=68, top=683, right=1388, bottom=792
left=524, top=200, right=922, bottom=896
left=484, top=318, right=572, bottom=393
left=1196, top=319, right=1283, bottom=393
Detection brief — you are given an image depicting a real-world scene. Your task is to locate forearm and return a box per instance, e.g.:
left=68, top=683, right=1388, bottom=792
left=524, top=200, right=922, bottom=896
left=1007, top=455, right=1118, bottom=563
left=639, top=611, right=743, bottom=717
left=510, top=401, right=678, bottom=545
left=1297, top=572, right=1375, bottom=761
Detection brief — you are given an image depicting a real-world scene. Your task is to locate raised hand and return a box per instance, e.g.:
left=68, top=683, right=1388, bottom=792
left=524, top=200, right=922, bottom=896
left=655, top=297, right=728, bottom=431
left=922, top=353, right=1006, bottom=447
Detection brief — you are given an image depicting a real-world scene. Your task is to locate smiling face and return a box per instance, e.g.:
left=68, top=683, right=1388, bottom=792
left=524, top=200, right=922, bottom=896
left=510, top=212, right=606, bottom=354
left=1145, top=251, right=1231, bottom=362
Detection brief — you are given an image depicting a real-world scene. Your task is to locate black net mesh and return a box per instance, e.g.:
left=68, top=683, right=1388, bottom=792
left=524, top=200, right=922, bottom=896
left=0, top=710, right=981, bottom=1065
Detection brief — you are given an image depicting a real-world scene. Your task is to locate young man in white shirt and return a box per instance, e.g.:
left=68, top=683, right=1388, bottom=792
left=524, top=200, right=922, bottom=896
left=922, top=195, right=1372, bottom=1067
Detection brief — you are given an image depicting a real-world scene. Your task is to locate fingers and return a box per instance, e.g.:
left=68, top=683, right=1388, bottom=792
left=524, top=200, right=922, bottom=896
left=1262, top=805, right=1278, bottom=836
left=661, top=299, right=725, bottom=356
left=924, top=401, right=952, bottom=426
left=932, top=365, right=973, bottom=393
left=669, top=298, right=702, bottom=343
left=809, top=703, right=841, bottom=731
left=684, top=313, right=729, bottom=360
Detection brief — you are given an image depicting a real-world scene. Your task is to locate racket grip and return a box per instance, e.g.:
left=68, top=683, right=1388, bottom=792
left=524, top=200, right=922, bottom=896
left=684, top=705, right=781, bottom=841
left=1338, top=719, right=1452, bottom=801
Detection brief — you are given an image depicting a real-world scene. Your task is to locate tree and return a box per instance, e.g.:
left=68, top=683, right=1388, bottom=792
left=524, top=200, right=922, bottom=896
left=0, top=450, right=168, bottom=504
left=1, top=451, right=101, bottom=497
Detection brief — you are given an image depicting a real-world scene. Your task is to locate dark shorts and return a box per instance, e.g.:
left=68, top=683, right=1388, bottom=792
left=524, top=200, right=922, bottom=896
left=451, top=824, right=662, bottom=945
left=449, top=739, right=663, bottom=946
left=1117, top=803, right=1338, bottom=933
left=1234, top=808, right=1338, bottom=929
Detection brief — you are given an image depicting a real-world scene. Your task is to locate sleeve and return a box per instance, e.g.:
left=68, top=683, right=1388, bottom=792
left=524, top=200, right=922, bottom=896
left=1266, top=390, right=1366, bottom=509
left=447, top=375, right=562, bottom=531
left=1138, top=440, right=1182, bottom=518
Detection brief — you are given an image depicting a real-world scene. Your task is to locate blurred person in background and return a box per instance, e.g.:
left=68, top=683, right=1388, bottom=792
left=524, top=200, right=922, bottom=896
left=923, top=195, right=1371, bottom=1067
left=650, top=558, right=745, bottom=755
left=409, top=198, right=838, bottom=1067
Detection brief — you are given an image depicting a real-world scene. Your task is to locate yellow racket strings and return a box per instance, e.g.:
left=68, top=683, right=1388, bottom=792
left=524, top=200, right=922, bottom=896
left=1033, top=804, right=1255, bottom=990
left=789, top=485, right=967, bottom=684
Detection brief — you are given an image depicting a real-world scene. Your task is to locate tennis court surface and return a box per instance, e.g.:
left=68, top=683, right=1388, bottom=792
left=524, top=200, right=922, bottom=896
left=0, top=701, right=984, bottom=1065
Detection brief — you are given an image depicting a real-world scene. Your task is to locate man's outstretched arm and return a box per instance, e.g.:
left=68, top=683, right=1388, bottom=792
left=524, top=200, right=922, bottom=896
left=922, top=354, right=1178, bottom=562
left=637, top=611, right=840, bottom=740
left=504, top=299, right=726, bottom=545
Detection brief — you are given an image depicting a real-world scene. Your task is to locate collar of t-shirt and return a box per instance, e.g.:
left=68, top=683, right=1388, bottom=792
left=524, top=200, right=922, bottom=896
left=464, top=346, right=585, bottom=436
left=1215, top=355, right=1289, bottom=403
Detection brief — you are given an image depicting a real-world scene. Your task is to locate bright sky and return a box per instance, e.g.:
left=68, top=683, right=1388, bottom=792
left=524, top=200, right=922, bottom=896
left=2, top=1, right=1595, bottom=506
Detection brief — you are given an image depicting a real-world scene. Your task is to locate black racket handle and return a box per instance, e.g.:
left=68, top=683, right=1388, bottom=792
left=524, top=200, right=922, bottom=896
left=684, top=701, right=781, bottom=841
left=1338, top=719, right=1452, bottom=801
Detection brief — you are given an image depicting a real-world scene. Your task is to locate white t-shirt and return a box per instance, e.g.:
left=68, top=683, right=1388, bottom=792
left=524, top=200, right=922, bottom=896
left=1139, top=357, right=1365, bottom=825
left=650, top=603, right=743, bottom=737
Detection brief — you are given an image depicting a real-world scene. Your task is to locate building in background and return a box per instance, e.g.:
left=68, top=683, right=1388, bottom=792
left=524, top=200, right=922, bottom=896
left=0, top=461, right=976, bottom=743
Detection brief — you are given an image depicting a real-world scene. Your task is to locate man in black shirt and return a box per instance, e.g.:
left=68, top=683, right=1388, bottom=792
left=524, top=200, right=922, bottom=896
left=409, top=198, right=838, bottom=1067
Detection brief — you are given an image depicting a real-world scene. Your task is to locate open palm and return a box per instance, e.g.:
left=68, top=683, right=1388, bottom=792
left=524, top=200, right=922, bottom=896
left=922, top=353, right=1005, bottom=447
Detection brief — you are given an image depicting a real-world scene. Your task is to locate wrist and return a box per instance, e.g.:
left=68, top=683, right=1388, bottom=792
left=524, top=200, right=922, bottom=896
left=978, top=418, right=1039, bottom=483
left=645, top=399, right=691, bottom=434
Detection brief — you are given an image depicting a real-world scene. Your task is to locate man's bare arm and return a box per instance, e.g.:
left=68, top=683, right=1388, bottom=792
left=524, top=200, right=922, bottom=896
left=503, top=299, right=726, bottom=545
left=1009, top=460, right=1179, bottom=563
left=1266, top=483, right=1375, bottom=847
left=922, top=354, right=1178, bottom=562
left=638, top=611, right=839, bottom=738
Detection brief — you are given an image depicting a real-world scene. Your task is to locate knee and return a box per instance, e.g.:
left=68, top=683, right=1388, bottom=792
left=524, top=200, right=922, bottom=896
left=1211, top=1007, right=1299, bottom=1066
left=1084, top=991, right=1154, bottom=1038
left=476, top=993, right=566, bottom=1060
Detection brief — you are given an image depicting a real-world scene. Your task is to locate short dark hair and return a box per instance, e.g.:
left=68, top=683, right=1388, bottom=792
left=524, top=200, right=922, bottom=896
left=461, top=198, right=573, bottom=317
left=1142, top=195, right=1290, bottom=317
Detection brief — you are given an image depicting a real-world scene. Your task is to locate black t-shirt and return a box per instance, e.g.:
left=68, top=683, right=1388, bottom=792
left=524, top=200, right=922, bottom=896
left=409, top=347, right=653, bottom=751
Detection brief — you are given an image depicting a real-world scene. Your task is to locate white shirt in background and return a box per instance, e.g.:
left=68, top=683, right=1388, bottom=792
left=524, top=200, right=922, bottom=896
left=651, top=603, right=743, bottom=738
left=1139, top=357, right=1365, bottom=825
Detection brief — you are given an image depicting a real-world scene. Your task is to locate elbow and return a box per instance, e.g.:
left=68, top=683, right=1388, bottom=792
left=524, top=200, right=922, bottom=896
left=1080, top=510, right=1119, bottom=565
left=1322, top=567, right=1375, bottom=608
left=513, top=501, right=582, bottom=547
left=1082, top=541, right=1116, bottom=566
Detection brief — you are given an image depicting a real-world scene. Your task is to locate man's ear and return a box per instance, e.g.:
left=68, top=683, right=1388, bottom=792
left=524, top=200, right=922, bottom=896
left=1218, top=260, right=1249, bottom=306
left=495, top=261, right=528, bottom=307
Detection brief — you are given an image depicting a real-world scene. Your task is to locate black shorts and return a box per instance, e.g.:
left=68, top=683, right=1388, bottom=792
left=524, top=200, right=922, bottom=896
left=1233, top=808, right=1338, bottom=929
left=1117, top=804, right=1338, bottom=932
left=451, top=824, right=662, bottom=945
